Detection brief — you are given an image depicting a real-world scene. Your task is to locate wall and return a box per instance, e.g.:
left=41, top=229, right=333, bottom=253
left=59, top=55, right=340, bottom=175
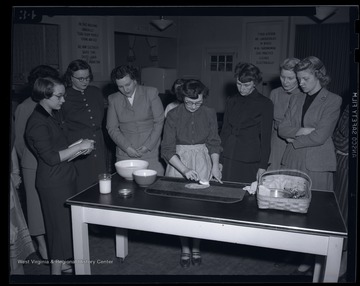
left=24, top=7, right=352, bottom=93
left=177, top=8, right=351, bottom=90
left=39, top=14, right=179, bottom=90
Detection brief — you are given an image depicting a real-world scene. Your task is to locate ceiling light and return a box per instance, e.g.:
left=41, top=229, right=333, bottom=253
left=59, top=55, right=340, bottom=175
left=151, top=16, right=174, bottom=31
left=309, top=6, right=338, bottom=24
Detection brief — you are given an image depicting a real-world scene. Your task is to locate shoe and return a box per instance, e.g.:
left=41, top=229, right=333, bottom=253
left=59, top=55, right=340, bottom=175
left=290, top=267, right=313, bottom=276
left=61, top=265, right=74, bottom=275
left=191, top=251, right=202, bottom=266
left=298, top=263, right=311, bottom=272
left=180, top=252, right=191, bottom=268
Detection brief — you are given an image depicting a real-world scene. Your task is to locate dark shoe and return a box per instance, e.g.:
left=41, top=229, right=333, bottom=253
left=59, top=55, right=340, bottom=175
left=180, top=252, right=191, bottom=268
left=191, top=251, right=202, bottom=266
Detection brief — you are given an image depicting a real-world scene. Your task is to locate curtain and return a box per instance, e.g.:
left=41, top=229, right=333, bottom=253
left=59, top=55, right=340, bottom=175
left=294, top=23, right=350, bottom=109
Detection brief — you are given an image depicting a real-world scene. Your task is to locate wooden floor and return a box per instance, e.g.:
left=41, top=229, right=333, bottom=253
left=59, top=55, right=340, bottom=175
left=10, top=225, right=320, bottom=283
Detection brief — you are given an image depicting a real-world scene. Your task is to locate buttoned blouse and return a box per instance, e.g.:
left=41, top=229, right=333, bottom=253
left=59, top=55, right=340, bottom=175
left=62, top=86, right=105, bottom=158
left=161, top=104, right=222, bottom=162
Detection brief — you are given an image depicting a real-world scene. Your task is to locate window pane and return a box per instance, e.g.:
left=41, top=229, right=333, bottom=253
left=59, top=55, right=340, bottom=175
left=226, top=55, right=233, bottom=62
left=218, top=63, right=225, bottom=71
left=219, top=55, right=225, bottom=62
left=210, top=63, right=217, bottom=71
left=226, top=63, right=233, bottom=72
left=211, top=55, right=217, bottom=62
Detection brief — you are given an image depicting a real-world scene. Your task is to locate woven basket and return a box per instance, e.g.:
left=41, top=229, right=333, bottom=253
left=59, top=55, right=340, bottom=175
left=256, top=169, right=312, bottom=214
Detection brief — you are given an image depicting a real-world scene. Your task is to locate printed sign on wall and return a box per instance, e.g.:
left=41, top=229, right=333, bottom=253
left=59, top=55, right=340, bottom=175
left=73, top=16, right=103, bottom=73
left=246, top=21, right=284, bottom=75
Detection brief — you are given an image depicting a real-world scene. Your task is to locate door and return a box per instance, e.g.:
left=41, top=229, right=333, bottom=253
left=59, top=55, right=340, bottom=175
left=202, top=48, right=238, bottom=113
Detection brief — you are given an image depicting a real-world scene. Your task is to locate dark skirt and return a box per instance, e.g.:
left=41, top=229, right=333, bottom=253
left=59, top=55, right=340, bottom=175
left=37, top=183, right=76, bottom=261
left=222, top=157, right=259, bottom=183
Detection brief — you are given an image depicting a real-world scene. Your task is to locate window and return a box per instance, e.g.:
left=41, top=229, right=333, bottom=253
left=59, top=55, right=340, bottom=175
left=210, top=54, right=233, bottom=72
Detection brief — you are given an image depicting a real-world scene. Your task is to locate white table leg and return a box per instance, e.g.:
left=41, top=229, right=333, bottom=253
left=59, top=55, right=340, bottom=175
left=313, top=255, right=323, bottom=282
left=71, top=206, right=91, bottom=275
left=322, top=236, right=343, bottom=282
left=115, top=228, right=128, bottom=260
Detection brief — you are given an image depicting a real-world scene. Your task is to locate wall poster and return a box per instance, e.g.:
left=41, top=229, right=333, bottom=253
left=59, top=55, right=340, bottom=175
left=246, top=21, right=285, bottom=75
left=72, top=16, right=104, bottom=74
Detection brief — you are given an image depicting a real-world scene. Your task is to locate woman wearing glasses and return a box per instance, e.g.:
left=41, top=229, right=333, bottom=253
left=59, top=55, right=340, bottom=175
left=161, top=79, right=223, bottom=268
left=25, top=76, right=95, bottom=274
left=62, top=59, right=107, bottom=192
left=220, top=62, right=273, bottom=183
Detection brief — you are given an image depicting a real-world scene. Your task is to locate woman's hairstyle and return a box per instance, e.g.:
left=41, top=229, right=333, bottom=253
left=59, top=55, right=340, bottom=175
left=64, top=59, right=93, bottom=87
left=177, top=79, right=209, bottom=102
left=111, top=65, right=140, bottom=84
left=234, top=62, right=262, bottom=85
left=294, top=56, right=331, bottom=86
left=171, top=78, right=186, bottom=102
left=31, top=76, right=64, bottom=102
left=28, top=65, right=60, bottom=88
left=280, top=58, right=300, bottom=71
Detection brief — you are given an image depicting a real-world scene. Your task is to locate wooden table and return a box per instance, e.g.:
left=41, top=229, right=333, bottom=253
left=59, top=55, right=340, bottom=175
left=66, top=174, right=346, bottom=281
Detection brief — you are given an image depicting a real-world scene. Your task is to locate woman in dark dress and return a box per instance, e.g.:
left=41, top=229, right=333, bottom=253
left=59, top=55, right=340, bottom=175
left=220, top=62, right=273, bottom=183
left=62, top=59, right=107, bottom=192
left=25, top=76, right=95, bottom=275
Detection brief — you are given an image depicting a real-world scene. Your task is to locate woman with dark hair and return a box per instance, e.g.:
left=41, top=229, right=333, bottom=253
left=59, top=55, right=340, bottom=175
left=220, top=62, right=273, bottom=183
left=268, top=58, right=303, bottom=170
left=164, top=78, right=186, bottom=117
left=161, top=79, right=222, bottom=268
left=14, top=65, right=60, bottom=260
left=107, top=65, right=165, bottom=175
left=278, top=56, right=342, bottom=273
left=25, top=76, right=95, bottom=274
left=62, top=59, right=107, bottom=192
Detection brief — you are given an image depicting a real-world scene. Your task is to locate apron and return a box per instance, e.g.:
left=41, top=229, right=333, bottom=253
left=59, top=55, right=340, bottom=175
left=165, top=144, right=212, bottom=182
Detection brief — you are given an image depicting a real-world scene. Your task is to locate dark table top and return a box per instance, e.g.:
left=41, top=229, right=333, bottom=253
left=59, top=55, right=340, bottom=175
left=66, top=174, right=347, bottom=237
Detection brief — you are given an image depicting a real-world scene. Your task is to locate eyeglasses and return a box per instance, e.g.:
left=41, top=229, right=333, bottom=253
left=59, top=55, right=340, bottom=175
left=184, top=100, right=203, bottom=107
left=53, top=93, right=67, bottom=100
left=72, top=75, right=91, bottom=82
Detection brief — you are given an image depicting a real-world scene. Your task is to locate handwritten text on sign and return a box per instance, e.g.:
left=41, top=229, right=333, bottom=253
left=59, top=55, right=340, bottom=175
left=75, top=19, right=103, bottom=72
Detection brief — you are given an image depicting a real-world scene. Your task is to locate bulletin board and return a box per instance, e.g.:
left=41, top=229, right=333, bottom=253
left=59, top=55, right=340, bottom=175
left=246, top=21, right=286, bottom=75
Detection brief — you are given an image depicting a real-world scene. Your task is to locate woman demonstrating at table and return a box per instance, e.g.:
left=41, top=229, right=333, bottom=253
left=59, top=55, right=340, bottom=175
left=62, top=59, right=107, bottom=192
left=106, top=65, right=165, bottom=175
left=25, top=76, right=95, bottom=275
left=268, top=58, right=303, bottom=170
left=161, top=79, right=223, bottom=268
left=278, top=56, right=342, bottom=273
left=220, top=62, right=273, bottom=183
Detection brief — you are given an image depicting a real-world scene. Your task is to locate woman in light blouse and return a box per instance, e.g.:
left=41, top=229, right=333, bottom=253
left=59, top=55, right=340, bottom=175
left=268, top=58, right=303, bottom=170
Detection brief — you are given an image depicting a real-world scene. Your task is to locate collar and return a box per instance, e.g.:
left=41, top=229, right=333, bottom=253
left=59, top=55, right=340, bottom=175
left=35, top=103, right=52, bottom=118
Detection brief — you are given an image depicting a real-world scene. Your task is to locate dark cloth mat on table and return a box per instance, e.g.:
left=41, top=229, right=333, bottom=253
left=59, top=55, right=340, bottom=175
left=145, top=177, right=246, bottom=203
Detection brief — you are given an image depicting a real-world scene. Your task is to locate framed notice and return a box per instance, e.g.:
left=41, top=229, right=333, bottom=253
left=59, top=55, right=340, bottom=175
left=246, top=21, right=285, bottom=75
left=71, top=16, right=104, bottom=74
